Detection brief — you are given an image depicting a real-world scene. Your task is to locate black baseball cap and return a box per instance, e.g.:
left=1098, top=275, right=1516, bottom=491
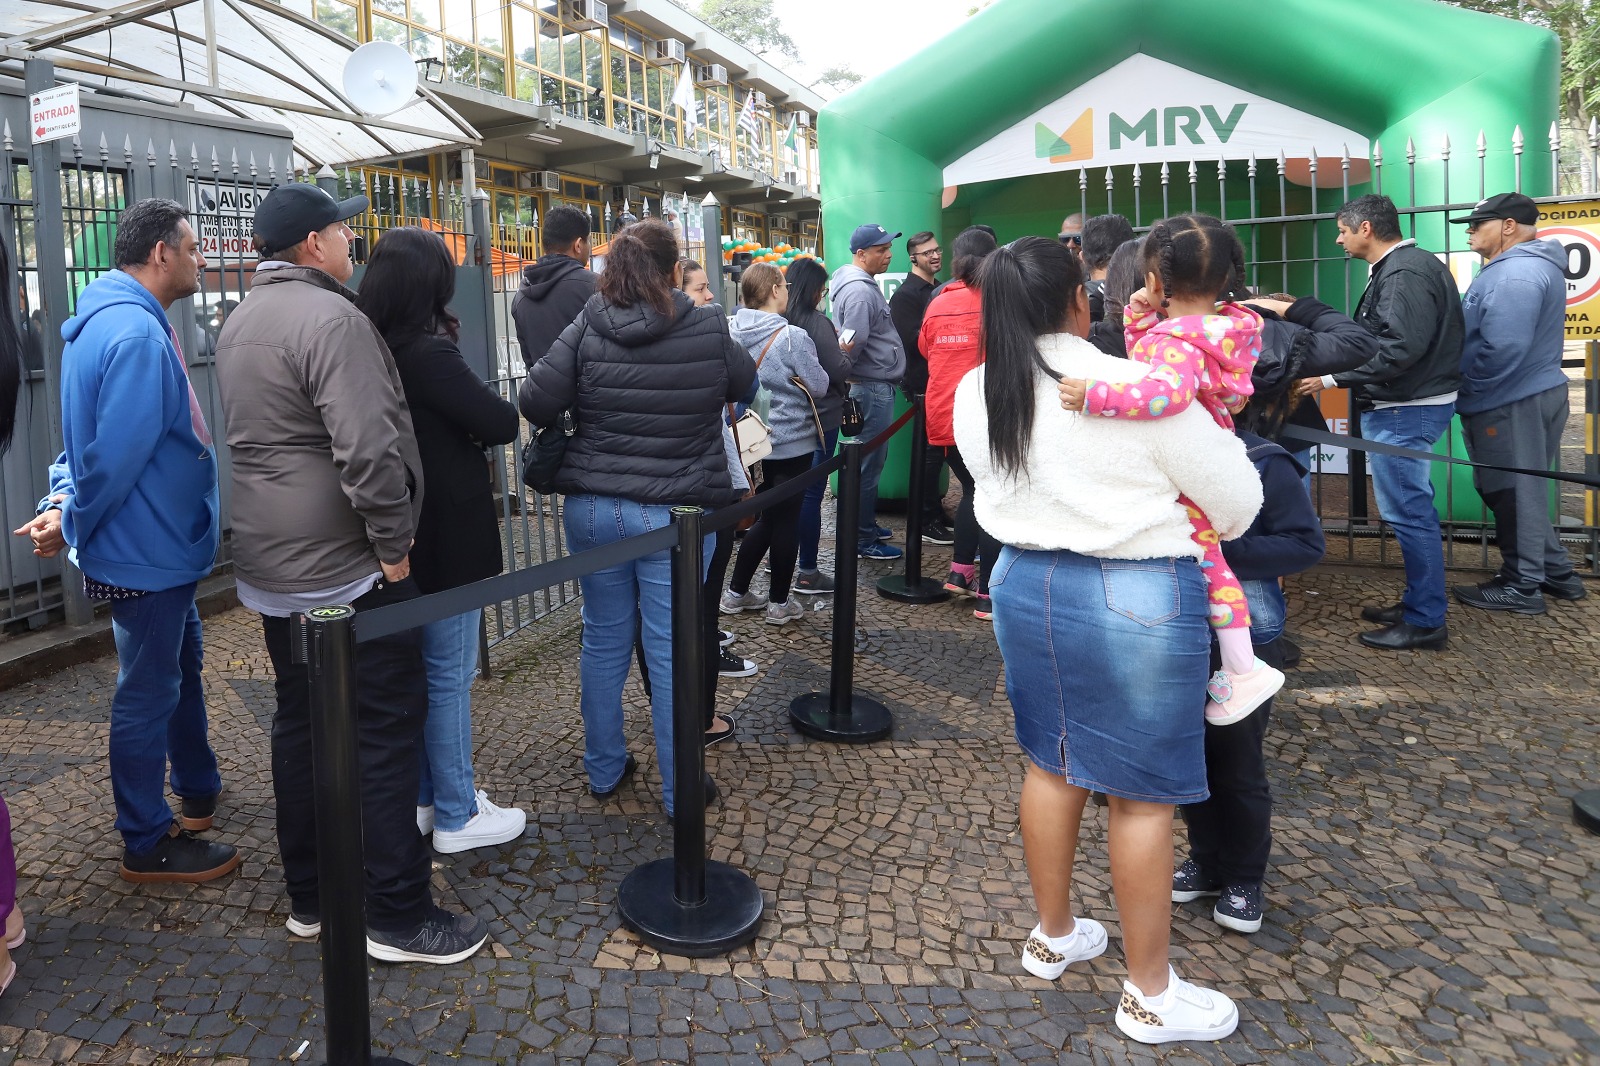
left=1449, top=191, right=1539, bottom=226
left=254, top=183, right=369, bottom=253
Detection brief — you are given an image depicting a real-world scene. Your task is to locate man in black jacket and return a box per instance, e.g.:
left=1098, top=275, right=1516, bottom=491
left=889, top=230, right=953, bottom=540
left=512, top=205, right=597, bottom=370
left=1299, top=194, right=1464, bottom=651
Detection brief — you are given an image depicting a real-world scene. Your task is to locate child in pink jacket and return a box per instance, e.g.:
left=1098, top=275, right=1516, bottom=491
left=1062, top=214, right=1284, bottom=726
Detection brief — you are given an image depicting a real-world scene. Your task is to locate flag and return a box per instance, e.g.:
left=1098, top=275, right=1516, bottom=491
left=671, top=63, right=698, bottom=136
left=782, top=111, right=799, bottom=154
left=737, top=90, right=761, bottom=138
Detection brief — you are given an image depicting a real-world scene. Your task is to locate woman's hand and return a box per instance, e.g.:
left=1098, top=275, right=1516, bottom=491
left=1059, top=377, right=1088, bottom=412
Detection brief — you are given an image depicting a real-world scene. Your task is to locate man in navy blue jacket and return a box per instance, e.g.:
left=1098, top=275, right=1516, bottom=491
left=1450, top=193, right=1583, bottom=614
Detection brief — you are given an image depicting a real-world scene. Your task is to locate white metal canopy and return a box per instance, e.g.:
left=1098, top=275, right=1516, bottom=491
left=0, top=0, right=480, bottom=168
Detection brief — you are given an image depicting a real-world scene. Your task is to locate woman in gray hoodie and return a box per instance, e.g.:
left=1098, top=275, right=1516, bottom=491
left=720, top=263, right=831, bottom=625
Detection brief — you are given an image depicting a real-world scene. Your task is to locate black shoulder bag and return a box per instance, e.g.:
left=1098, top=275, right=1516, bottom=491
left=520, top=333, right=581, bottom=494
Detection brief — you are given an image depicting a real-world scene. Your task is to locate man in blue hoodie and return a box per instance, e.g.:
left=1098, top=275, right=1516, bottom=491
left=1450, top=192, right=1584, bottom=615
left=18, top=198, right=238, bottom=883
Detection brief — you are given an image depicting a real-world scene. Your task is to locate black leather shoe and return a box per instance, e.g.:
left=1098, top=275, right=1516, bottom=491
left=1358, top=622, right=1448, bottom=650
left=1360, top=603, right=1404, bottom=625
left=590, top=755, right=637, bottom=799
left=1542, top=573, right=1588, bottom=601
left=120, top=826, right=241, bottom=884
left=1453, top=580, right=1546, bottom=615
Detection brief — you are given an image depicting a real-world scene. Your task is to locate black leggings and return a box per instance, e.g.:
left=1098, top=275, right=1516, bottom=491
left=947, top=446, right=1002, bottom=593
left=728, top=453, right=813, bottom=604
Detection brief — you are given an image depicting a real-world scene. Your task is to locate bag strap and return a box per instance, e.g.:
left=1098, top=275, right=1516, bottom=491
left=756, top=328, right=782, bottom=369
left=791, top=376, right=826, bottom=448
left=727, top=402, right=743, bottom=455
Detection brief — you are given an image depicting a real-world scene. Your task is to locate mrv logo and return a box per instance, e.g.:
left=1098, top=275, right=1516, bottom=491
left=1109, top=104, right=1250, bottom=149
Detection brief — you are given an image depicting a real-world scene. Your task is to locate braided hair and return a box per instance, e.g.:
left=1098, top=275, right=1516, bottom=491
left=1141, top=214, right=1248, bottom=307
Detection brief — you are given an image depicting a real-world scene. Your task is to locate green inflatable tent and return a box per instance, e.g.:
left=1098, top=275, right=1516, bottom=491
left=819, top=0, right=1558, bottom=503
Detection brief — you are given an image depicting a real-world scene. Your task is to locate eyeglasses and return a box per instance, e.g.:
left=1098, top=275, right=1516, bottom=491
left=1059, top=233, right=1082, bottom=246
left=913, top=248, right=942, bottom=258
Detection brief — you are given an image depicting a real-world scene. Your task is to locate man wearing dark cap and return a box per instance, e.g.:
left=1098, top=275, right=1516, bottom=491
left=1449, top=192, right=1583, bottom=614
left=215, top=183, right=488, bottom=963
left=831, top=223, right=907, bottom=560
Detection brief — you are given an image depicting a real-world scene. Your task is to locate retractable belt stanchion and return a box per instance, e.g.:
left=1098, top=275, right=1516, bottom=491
left=790, top=440, right=894, bottom=742
left=297, top=605, right=408, bottom=1066
left=877, top=400, right=951, bottom=605
left=617, top=506, right=764, bottom=956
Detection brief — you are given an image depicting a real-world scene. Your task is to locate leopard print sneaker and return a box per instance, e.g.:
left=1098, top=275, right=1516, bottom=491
left=1018, top=917, right=1107, bottom=980
left=1114, top=965, right=1239, bottom=1044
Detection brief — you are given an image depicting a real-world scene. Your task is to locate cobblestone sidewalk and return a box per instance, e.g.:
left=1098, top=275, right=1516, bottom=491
left=0, top=529, right=1597, bottom=1064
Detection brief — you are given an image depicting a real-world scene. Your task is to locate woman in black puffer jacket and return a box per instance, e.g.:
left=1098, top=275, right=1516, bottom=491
left=520, top=220, right=755, bottom=820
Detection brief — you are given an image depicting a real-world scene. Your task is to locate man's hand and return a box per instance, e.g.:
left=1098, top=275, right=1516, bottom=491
left=1059, top=377, right=1088, bottom=412
left=380, top=554, right=412, bottom=583
left=13, top=497, right=67, bottom=558
left=1295, top=376, right=1327, bottom=399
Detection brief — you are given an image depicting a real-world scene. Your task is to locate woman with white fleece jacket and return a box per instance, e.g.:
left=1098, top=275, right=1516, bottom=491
left=952, top=237, right=1261, bottom=1047
left=721, top=263, right=830, bottom=626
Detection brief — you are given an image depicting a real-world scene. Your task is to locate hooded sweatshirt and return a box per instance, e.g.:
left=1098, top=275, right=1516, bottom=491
left=829, top=264, right=905, bottom=383
left=57, top=269, right=220, bottom=590
left=729, top=307, right=829, bottom=460
left=511, top=254, right=597, bottom=370
left=1457, top=237, right=1569, bottom=416
left=1083, top=301, right=1264, bottom=431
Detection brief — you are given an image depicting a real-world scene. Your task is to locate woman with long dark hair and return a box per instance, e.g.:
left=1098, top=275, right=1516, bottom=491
left=952, top=237, right=1261, bottom=1045
left=0, top=235, right=25, bottom=993
left=356, top=226, right=526, bottom=854
left=520, top=220, right=754, bottom=818
left=782, top=257, right=851, bottom=593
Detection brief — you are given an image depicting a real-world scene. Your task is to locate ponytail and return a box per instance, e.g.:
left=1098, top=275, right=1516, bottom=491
left=596, top=219, right=679, bottom=318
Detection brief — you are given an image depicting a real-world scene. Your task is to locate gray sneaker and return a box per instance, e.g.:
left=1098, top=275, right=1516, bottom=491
left=765, top=598, right=805, bottom=625
left=366, top=907, right=489, bottom=964
left=719, top=589, right=767, bottom=615
left=793, top=569, right=836, bottom=595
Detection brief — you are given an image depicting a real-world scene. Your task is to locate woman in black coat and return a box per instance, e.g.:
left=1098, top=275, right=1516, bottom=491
left=357, top=227, right=527, bottom=855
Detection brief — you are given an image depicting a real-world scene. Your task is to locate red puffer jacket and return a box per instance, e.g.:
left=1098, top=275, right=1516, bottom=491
left=918, top=280, right=983, bottom=447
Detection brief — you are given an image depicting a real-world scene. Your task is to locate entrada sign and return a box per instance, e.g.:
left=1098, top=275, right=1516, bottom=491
left=945, top=54, right=1370, bottom=187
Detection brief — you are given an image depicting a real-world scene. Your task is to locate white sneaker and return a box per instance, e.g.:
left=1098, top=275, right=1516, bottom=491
left=1114, top=965, right=1239, bottom=1044
left=720, top=589, right=767, bottom=615
left=1019, top=918, right=1107, bottom=980
left=764, top=598, right=804, bottom=626
left=416, top=805, right=434, bottom=835
left=432, top=792, right=527, bottom=854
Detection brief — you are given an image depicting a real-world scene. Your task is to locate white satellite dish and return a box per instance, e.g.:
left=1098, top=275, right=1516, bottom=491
left=342, top=41, right=419, bottom=117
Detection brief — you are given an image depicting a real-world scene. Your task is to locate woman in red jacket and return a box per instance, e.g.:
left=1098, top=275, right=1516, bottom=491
left=919, top=226, right=1003, bottom=620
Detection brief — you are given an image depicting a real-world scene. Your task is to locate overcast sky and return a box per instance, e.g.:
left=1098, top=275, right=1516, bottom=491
left=771, top=0, right=979, bottom=93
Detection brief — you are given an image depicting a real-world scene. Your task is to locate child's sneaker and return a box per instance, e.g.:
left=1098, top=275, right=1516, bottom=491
left=1212, top=882, right=1263, bottom=934
left=1114, top=965, right=1239, bottom=1044
left=1018, top=918, right=1107, bottom=980
left=973, top=594, right=993, bottom=621
left=1204, top=658, right=1284, bottom=726
left=1171, top=857, right=1223, bottom=902
left=944, top=570, right=976, bottom=598
left=720, top=589, right=767, bottom=615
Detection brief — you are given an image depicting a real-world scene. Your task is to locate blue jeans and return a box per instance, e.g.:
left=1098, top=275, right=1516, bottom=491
left=1362, top=403, right=1453, bottom=628
left=798, top=427, right=840, bottom=571
left=418, top=608, right=481, bottom=831
left=1239, top=578, right=1286, bottom=644
left=108, top=583, right=220, bottom=854
left=565, top=494, right=709, bottom=816
left=846, top=381, right=897, bottom=551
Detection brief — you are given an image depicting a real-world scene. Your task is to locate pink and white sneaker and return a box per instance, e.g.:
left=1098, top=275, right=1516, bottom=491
left=1205, top=658, right=1285, bottom=726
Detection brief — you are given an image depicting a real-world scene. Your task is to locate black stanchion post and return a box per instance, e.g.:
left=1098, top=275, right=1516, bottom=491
left=878, top=400, right=951, bottom=604
left=790, top=441, right=894, bottom=742
left=617, top=507, right=763, bottom=957
left=299, top=605, right=408, bottom=1066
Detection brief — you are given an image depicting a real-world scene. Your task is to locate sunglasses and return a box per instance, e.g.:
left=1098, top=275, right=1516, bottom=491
left=1059, top=233, right=1082, bottom=246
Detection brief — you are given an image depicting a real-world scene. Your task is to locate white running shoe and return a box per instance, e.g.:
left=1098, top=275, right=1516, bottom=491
left=764, top=598, right=804, bottom=626
left=1018, top=918, right=1108, bottom=980
left=1114, top=965, right=1239, bottom=1044
left=720, top=589, right=767, bottom=615
left=432, top=791, right=527, bottom=854
left=416, top=805, right=434, bottom=835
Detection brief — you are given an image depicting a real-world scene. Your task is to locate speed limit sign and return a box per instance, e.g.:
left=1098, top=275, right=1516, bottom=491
left=1537, top=202, right=1600, bottom=338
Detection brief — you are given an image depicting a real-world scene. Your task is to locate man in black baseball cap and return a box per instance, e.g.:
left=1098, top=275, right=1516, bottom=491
left=1447, top=191, right=1539, bottom=228
left=251, top=182, right=369, bottom=260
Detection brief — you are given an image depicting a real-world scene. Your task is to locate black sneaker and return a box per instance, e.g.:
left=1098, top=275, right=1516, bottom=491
left=921, top=521, right=956, bottom=545
left=792, top=569, right=836, bottom=595
left=717, top=649, right=758, bottom=677
left=366, top=907, right=489, bottom=964
left=1213, top=883, right=1264, bottom=934
left=1453, top=579, right=1546, bottom=615
left=590, top=755, right=637, bottom=799
left=1542, top=572, right=1587, bottom=601
left=944, top=570, right=976, bottom=598
left=178, top=792, right=220, bottom=832
left=718, top=629, right=737, bottom=648
left=120, top=827, right=241, bottom=884
left=1171, top=858, right=1223, bottom=903
left=286, top=909, right=321, bottom=938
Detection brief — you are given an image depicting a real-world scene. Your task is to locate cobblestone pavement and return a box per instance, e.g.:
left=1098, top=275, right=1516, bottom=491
left=1, top=513, right=1598, bottom=1065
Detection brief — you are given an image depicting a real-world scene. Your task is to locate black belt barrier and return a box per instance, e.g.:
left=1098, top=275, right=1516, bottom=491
left=1280, top=425, right=1600, bottom=489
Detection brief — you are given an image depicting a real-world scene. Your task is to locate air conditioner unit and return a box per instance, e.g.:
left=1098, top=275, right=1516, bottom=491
left=519, top=170, right=561, bottom=192
left=653, top=38, right=686, bottom=64
left=561, top=0, right=607, bottom=30
left=796, top=110, right=811, bottom=128
left=695, top=63, right=728, bottom=86
left=616, top=184, right=643, bottom=204
left=782, top=169, right=800, bottom=186
left=473, top=158, right=490, bottom=181
left=750, top=91, right=767, bottom=107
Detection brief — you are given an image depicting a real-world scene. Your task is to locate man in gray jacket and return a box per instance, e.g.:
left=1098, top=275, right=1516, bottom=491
left=1449, top=192, right=1583, bottom=614
left=831, top=223, right=906, bottom=560
left=216, top=183, right=487, bottom=964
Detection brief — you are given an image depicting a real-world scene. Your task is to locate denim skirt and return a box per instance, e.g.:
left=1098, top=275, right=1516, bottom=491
left=989, top=546, right=1211, bottom=804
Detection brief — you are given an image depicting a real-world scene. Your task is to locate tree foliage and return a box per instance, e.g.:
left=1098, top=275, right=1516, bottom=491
left=1441, top=0, right=1599, bottom=128
left=817, top=65, right=862, bottom=89
left=697, top=0, right=798, bottom=59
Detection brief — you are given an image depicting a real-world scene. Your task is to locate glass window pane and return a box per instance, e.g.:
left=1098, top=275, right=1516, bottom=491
left=495, top=192, right=518, bottom=225
left=408, top=30, right=443, bottom=61
left=516, top=65, right=540, bottom=102
left=314, top=0, right=356, bottom=39
left=561, top=30, right=583, bottom=80
left=372, top=14, right=407, bottom=42
left=446, top=40, right=475, bottom=83
left=627, top=58, right=644, bottom=105
left=479, top=50, right=505, bottom=93
left=611, top=100, right=628, bottom=130
left=647, top=67, right=665, bottom=111
left=537, top=20, right=560, bottom=71
left=510, top=5, right=535, bottom=62
left=541, top=74, right=560, bottom=108
left=610, top=53, right=626, bottom=99
left=583, top=31, right=604, bottom=92
left=410, top=0, right=440, bottom=29
left=441, top=0, right=472, bottom=40
left=476, top=9, right=501, bottom=49
left=372, top=0, right=404, bottom=16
